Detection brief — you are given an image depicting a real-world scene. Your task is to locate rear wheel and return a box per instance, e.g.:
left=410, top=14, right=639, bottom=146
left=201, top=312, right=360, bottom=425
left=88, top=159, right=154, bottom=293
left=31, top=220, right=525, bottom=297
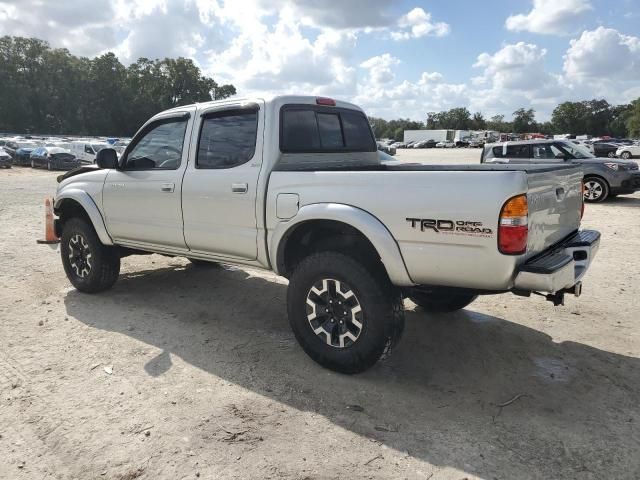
left=61, top=218, right=120, bottom=293
left=607, top=151, right=616, bottom=158
left=620, top=151, right=631, bottom=160
left=287, top=252, right=404, bottom=374
left=583, top=177, right=609, bottom=203
left=410, top=287, right=477, bottom=313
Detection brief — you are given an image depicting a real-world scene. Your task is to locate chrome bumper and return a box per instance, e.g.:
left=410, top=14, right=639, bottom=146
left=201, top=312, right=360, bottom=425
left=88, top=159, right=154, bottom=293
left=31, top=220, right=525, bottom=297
left=514, top=230, right=600, bottom=294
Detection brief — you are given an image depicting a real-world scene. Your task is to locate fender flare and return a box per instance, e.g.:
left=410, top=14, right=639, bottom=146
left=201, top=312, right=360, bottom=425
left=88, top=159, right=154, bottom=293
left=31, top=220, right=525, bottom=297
left=54, top=190, right=113, bottom=245
left=270, top=203, right=414, bottom=287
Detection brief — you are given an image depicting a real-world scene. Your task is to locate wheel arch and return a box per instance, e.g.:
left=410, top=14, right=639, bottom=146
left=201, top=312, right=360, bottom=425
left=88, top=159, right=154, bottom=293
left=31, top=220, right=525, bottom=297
left=270, top=203, right=414, bottom=287
left=54, top=191, right=113, bottom=245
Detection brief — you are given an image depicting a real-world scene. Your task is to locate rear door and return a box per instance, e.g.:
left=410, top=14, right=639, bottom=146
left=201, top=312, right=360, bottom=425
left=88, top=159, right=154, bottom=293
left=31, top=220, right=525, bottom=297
left=181, top=102, right=264, bottom=260
left=102, top=111, right=193, bottom=249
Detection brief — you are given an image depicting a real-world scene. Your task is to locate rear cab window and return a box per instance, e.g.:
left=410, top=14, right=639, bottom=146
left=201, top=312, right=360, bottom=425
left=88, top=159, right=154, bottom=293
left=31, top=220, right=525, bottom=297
left=280, top=105, right=376, bottom=153
left=489, top=144, right=531, bottom=159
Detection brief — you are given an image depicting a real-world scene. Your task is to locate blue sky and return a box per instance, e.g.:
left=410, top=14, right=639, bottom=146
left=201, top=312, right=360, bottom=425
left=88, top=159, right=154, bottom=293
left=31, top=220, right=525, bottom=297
left=1, top=0, right=639, bottom=121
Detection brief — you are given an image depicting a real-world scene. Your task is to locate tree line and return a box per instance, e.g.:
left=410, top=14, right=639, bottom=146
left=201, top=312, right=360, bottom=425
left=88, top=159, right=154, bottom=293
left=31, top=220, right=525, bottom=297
left=371, top=100, right=640, bottom=141
left=0, top=36, right=236, bottom=137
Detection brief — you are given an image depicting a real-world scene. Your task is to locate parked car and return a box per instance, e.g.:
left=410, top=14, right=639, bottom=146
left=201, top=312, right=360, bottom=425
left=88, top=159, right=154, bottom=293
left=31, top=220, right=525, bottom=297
left=13, top=147, right=35, bottom=166
left=377, top=142, right=396, bottom=156
left=616, top=144, right=640, bottom=160
left=50, top=95, right=599, bottom=373
left=0, top=148, right=12, bottom=168
left=469, top=140, right=484, bottom=148
left=413, top=139, right=436, bottom=148
left=30, top=147, right=81, bottom=170
left=592, top=142, right=620, bottom=158
left=481, top=139, right=640, bottom=202
left=455, top=140, right=470, bottom=148
left=436, top=140, right=455, bottom=148
left=70, top=141, right=110, bottom=164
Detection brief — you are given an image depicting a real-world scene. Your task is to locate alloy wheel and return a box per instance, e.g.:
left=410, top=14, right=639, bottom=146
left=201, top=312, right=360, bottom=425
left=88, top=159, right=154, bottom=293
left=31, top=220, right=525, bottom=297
left=306, top=278, right=363, bottom=348
left=68, top=233, right=92, bottom=278
left=584, top=180, right=603, bottom=201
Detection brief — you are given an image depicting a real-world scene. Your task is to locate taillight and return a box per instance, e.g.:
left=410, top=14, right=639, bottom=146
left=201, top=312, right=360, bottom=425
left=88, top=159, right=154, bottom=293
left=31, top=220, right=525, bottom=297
left=499, top=194, right=528, bottom=255
left=316, top=97, right=336, bottom=106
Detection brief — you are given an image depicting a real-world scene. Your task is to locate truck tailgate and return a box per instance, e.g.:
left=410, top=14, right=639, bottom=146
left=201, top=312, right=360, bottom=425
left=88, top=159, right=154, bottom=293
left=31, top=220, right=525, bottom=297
left=524, top=166, right=583, bottom=258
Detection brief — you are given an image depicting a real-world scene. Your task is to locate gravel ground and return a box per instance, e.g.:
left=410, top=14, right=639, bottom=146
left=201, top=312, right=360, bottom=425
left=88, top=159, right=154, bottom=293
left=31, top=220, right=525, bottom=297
left=1, top=154, right=639, bottom=480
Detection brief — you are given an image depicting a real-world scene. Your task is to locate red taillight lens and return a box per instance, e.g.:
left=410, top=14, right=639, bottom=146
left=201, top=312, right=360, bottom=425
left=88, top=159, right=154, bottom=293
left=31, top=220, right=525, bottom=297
left=498, top=194, right=528, bottom=255
left=316, top=97, right=336, bottom=106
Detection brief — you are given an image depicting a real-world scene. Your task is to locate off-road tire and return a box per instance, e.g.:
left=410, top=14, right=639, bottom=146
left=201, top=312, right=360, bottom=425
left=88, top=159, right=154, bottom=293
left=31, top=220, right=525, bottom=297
left=61, top=217, right=120, bottom=293
left=287, top=252, right=404, bottom=374
left=410, top=287, right=478, bottom=313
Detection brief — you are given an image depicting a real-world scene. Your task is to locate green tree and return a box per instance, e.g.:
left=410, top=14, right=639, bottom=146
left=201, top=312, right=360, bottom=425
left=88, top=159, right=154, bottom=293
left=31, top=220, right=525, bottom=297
left=512, top=108, right=536, bottom=133
left=626, top=99, right=640, bottom=138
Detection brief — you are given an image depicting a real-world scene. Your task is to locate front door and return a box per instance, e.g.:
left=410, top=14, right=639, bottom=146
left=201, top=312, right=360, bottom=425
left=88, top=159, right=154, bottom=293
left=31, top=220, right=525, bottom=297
left=102, top=111, right=193, bottom=249
left=181, top=102, right=264, bottom=260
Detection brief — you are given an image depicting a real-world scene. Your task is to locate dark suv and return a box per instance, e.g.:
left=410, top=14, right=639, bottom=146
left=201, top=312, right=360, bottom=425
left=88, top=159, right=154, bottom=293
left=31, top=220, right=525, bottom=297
left=481, top=139, right=640, bottom=202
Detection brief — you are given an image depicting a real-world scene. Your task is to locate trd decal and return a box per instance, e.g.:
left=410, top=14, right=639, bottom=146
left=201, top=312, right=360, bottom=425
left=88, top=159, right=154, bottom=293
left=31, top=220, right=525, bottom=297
left=407, top=218, right=493, bottom=237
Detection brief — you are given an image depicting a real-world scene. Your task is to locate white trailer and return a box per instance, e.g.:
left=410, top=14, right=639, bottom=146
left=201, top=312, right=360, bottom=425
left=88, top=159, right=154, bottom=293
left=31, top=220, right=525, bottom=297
left=404, top=129, right=452, bottom=143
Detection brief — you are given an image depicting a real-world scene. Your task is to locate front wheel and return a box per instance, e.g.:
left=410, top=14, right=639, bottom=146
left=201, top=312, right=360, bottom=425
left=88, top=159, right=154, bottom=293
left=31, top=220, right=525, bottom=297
left=31, top=159, right=35, bottom=168
left=409, top=287, right=477, bottom=313
left=607, top=151, right=616, bottom=158
left=583, top=177, right=609, bottom=203
left=61, top=218, right=120, bottom=293
left=620, top=151, right=631, bottom=160
left=287, top=252, right=404, bottom=374
left=47, top=160, right=52, bottom=170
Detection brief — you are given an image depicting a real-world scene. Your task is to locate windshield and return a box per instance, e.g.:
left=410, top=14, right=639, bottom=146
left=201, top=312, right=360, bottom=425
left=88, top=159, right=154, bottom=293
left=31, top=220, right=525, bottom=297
left=559, top=141, right=595, bottom=159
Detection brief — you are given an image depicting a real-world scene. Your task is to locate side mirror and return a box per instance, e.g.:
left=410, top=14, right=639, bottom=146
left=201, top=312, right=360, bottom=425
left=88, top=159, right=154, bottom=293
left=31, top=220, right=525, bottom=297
left=96, top=148, right=119, bottom=169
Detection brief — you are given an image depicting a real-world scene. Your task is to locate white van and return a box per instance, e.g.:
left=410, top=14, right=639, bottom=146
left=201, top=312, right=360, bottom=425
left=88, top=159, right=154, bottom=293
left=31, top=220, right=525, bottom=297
left=70, top=141, right=110, bottom=164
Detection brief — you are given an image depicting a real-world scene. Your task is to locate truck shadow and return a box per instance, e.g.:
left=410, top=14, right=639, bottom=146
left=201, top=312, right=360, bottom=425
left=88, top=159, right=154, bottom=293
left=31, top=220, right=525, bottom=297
left=64, top=263, right=640, bottom=479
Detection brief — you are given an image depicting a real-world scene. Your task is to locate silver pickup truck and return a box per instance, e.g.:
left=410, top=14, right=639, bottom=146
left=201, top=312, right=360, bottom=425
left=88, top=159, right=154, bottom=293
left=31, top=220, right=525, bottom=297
left=49, top=95, right=600, bottom=373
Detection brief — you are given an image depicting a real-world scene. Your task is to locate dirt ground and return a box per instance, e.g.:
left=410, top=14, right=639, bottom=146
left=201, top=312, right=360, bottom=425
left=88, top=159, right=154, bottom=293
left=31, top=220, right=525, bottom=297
left=1, top=154, right=639, bottom=480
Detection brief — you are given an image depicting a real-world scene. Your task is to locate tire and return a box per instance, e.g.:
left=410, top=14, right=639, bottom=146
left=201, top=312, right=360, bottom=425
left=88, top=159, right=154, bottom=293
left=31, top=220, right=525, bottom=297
left=583, top=177, right=609, bottom=203
left=620, top=151, right=631, bottom=160
left=287, top=252, right=404, bottom=374
left=607, top=151, right=616, bottom=158
left=47, top=161, right=51, bottom=171
left=60, top=217, right=120, bottom=293
left=409, top=287, right=477, bottom=313
left=188, top=258, right=218, bottom=267
left=31, top=159, right=35, bottom=168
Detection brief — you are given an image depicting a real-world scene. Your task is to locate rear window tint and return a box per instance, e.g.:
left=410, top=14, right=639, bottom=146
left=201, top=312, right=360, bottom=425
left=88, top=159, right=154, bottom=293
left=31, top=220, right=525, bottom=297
left=281, top=106, right=375, bottom=153
left=490, top=144, right=530, bottom=158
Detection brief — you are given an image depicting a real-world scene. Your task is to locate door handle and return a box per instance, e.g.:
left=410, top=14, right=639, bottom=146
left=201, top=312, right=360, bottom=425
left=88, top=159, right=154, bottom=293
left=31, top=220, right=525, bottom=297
left=161, top=183, right=175, bottom=193
left=231, top=183, right=248, bottom=194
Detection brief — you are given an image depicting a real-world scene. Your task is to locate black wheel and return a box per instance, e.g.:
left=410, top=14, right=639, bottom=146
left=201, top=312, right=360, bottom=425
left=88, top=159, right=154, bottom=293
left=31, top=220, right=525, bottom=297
left=187, top=258, right=218, bottom=267
left=583, top=177, right=609, bottom=203
left=409, top=287, right=477, bottom=313
left=287, top=252, right=404, bottom=374
left=620, top=151, right=631, bottom=160
left=61, top=217, right=120, bottom=293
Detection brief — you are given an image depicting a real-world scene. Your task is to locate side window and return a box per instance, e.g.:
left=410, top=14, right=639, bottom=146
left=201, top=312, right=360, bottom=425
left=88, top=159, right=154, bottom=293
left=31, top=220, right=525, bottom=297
left=125, top=118, right=188, bottom=170
left=533, top=144, right=564, bottom=159
left=196, top=109, right=258, bottom=169
left=491, top=144, right=530, bottom=158
left=84, top=145, right=93, bottom=154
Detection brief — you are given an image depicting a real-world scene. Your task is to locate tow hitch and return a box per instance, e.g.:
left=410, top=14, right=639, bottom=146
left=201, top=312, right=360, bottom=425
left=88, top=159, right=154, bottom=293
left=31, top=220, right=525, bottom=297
left=516, top=281, right=583, bottom=306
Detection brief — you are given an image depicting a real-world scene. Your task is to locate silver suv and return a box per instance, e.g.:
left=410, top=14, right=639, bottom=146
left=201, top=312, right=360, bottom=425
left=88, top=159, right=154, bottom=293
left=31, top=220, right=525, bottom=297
left=481, top=139, right=640, bottom=202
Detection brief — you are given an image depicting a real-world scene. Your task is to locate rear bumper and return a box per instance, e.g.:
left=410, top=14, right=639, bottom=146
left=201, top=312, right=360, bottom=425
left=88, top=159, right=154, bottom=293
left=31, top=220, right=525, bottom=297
left=513, top=230, right=600, bottom=294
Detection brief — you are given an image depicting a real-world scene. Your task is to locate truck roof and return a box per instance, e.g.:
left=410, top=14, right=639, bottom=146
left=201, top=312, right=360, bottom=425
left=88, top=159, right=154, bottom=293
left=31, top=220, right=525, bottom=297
left=159, top=95, right=364, bottom=116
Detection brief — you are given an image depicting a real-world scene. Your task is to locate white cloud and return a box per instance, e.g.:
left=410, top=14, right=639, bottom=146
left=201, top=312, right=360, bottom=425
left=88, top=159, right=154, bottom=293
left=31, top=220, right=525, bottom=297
left=505, top=0, right=592, bottom=35
left=391, top=8, right=450, bottom=41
